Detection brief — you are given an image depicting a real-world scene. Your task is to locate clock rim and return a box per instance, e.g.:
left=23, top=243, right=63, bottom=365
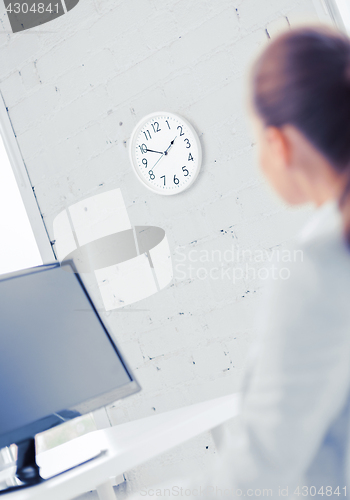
left=129, top=111, right=202, bottom=196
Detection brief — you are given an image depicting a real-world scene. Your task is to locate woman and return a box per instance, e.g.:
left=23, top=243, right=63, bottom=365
left=203, top=25, right=350, bottom=499
left=132, top=26, right=350, bottom=499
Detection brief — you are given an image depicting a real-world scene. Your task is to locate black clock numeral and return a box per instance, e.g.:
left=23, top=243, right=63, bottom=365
left=182, top=166, right=189, bottom=176
left=177, top=125, right=184, bottom=136
left=139, top=144, right=147, bottom=154
left=166, top=120, right=171, bottom=130
left=149, top=170, right=155, bottom=180
left=188, top=152, right=194, bottom=161
left=174, top=175, right=179, bottom=185
left=143, top=130, right=152, bottom=141
left=160, top=175, right=166, bottom=186
left=151, top=122, right=161, bottom=133
left=184, top=138, right=191, bottom=148
left=142, top=158, right=148, bottom=168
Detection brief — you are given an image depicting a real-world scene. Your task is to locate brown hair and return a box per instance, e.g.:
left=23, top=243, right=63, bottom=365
left=251, top=26, right=350, bottom=244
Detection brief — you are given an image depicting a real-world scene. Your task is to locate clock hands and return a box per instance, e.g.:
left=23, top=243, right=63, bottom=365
left=148, top=136, right=178, bottom=172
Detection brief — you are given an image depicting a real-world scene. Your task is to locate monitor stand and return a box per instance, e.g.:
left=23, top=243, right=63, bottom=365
left=0, top=437, right=106, bottom=495
left=16, top=438, right=42, bottom=485
left=0, top=438, right=43, bottom=496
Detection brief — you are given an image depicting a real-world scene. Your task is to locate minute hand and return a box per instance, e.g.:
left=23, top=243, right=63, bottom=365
left=164, top=136, right=178, bottom=155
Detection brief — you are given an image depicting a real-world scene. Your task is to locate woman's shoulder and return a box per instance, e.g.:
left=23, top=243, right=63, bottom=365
left=295, top=228, right=350, bottom=283
left=292, top=200, right=350, bottom=280
left=265, top=230, right=350, bottom=333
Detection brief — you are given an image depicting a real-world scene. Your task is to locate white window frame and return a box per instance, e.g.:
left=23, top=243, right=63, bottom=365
left=0, top=92, right=54, bottom=264
left=319, top=0, right=350, bottom=34
left=332, top=0, right=350, bottom=34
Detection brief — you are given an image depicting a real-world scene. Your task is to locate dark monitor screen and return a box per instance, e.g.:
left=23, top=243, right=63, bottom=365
left=0, top=262, right=140, bottom=449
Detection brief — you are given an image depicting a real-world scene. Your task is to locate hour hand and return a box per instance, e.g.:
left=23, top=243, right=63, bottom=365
left=146, top=148, right=164, bottom=154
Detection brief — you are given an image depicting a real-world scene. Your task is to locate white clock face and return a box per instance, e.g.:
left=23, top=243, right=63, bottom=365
left=129, top=112, right=202, bottom=195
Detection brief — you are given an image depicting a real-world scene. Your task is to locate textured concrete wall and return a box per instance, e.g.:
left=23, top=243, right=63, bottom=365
left=0, top=0, right=329, bottom=493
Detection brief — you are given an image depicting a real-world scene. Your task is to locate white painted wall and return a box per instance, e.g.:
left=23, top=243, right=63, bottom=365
left=0, top=0, right=331, bottom=494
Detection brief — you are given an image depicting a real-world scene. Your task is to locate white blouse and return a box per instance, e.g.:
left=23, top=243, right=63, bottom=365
left=207, top=200, right=350, bottom=499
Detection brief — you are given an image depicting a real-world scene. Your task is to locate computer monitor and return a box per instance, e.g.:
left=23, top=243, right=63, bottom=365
left=0, top=262, right=140, bottom=489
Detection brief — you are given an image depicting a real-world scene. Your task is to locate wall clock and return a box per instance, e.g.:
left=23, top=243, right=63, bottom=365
left=129, top=112, right=202, bottom=195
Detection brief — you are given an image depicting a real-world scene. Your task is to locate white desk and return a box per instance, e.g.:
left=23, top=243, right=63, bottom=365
left=0, top=394, right=240, bottom=500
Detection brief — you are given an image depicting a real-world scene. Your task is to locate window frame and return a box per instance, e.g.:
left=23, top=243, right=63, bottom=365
left=320, top=0, right=350, bottom=33
left=0, top=92, right=54, bottom=265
